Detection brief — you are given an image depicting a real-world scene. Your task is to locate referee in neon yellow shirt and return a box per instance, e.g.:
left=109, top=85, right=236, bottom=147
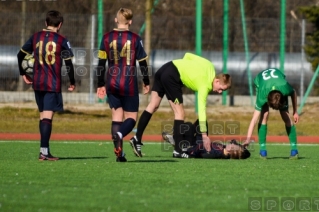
left=129, top=53, right=232, bottom=158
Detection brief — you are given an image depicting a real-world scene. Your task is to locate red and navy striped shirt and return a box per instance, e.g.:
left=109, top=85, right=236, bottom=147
left=98, top=29, right=148, bottom=96
left=21, top=29, right=74, bottom=92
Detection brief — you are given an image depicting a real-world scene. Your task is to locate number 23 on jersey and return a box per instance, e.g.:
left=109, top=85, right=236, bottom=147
left=262, top=68, right=279, bottom=80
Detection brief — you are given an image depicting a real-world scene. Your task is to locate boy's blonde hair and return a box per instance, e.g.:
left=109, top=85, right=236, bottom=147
left=215, top=73, right=232, bottom=88
left=116, top=8, right=133, bottom=24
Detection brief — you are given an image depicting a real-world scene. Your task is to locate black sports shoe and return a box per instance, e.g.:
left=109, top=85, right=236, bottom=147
left=38, top=152, right=59, bottom=161
left=129, top=136, right=143, bottom=157
left=162, top=131, right=175, bottom=146
left=172, top=150, right=189, bottom=158
left=116, top=153, right=127, bottom=162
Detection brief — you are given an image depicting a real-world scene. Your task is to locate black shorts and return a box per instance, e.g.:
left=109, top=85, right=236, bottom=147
left=152, top=61, right=183, bottom=104
left=279, top=96, right=289, bottom=111
left=107, top=93, right=139, bottom=112
left=34, top=90, right=63, bottom=112
left=262, top=96, right=289, bottom=111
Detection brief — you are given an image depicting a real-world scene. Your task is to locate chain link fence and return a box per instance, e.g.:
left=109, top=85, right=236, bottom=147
left=0, top=12, right=314, bottom=105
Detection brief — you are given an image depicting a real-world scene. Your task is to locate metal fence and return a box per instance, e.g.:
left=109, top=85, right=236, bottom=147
left=0, top=13, right=315, bottom=105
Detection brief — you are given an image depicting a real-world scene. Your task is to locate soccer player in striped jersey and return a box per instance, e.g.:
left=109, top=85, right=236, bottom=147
left=243, top=68, right=299, bottom=159
left=129, top=53, right=231, bottom=158
left=96, top=8, right=150, bottom=162
left=17, top=10, right=75, bottom=161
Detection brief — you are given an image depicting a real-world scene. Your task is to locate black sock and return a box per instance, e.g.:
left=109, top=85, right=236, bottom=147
left=111, top=121, right=122, bottom=136
left=119, top=118, right=136, bottom=138
left=39, top=119, right=42, bottom=132
left=39, top=120, right=42, bottom=146
left=40, top=118, right=52, bottom=148
left=173, top=120, right=184, bottom=153
left=184, top=122, right=195, bottom=146
left=136, top=110, right=152, bottom=142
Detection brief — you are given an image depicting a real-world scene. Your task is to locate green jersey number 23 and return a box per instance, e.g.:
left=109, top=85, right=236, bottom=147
left=262, top=68, right=279, bottom=81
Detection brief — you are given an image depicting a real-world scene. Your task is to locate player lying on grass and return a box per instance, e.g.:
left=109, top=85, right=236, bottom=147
left=129, top=52, right=231, bottom=158
left=162, top=121, right=251, bottom=159
left=242, top=68, right=299, bottom=159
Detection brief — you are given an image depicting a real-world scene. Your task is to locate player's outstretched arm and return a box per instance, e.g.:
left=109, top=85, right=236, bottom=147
left=243, top=109, right=261, bottom=146
left=291, top=89, right=299, bottom=124
left=202, top=133, right=211, bottom=152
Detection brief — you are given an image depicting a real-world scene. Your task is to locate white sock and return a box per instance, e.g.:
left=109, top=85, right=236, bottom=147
left=40, top=147, right=48, bottom=155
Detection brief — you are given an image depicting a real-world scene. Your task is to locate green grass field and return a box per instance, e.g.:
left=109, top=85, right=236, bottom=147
left=1, top=141, right=319, bottom=212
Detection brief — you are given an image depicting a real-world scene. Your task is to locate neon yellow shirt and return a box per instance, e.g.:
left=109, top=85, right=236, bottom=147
left=172, top=53, right=216, bottom=132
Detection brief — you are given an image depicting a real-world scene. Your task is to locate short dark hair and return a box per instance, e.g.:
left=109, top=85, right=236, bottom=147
left=228, top=139, right=251, bottom=159
left=267, top=90, right=285, bottom=110
left=46, top=10, right=63, bottom=27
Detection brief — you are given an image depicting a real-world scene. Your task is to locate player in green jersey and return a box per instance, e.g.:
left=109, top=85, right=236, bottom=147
left=243, top=68, right=299, bottom=159
left=129, top=52, right=232, bottom=158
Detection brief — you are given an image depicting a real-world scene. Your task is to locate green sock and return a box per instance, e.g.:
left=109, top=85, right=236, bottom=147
left=258, top=124, right=267, bottom=151
left=286, top=125, right=297, bottom=150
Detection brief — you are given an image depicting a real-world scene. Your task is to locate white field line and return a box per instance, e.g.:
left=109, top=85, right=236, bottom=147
left=0, top=140, right=318, bottom=146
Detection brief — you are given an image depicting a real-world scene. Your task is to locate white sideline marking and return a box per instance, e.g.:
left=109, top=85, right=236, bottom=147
left=0, top=140, right=318, bottom=146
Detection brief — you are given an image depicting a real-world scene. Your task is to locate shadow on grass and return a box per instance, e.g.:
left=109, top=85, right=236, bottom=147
left=58, top=156, right=107, bottom=160
left=265, top=157, right=305, bottom=160
left=128, top=160, right=178, bottom=163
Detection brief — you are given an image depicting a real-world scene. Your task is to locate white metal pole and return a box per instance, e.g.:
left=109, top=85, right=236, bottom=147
left=89, top=14, right=96, bottom=104
left=300, top=19, right=305, bottom=103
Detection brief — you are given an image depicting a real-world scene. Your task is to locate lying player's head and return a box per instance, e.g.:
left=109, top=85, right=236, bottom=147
left=213, top=74, right=231, bottom=94
left=267, top=90, right=285, bottom=110
left=225, top=140, right=250, bottom=159
left=46, top=10, right=63, bottom=28
left=115, top=8, right=133, bottom=26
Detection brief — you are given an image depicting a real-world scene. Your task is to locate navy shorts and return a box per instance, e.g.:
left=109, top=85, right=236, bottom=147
left=34, top=90, right=63, bottom=112
left=262, top=96, right=289, bottom=111
left=279, top=96, right=289, bottom=111
left=152, top=61, right=184, bottom=103
left=107, top=93, right=139, bottom=112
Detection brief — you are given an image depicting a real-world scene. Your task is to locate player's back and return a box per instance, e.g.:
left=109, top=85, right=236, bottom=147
left=101, top=29, right=147, bottom=96
left=255, top=68, right=287, bottom=89
left=28, top=30, right=73, bottom=92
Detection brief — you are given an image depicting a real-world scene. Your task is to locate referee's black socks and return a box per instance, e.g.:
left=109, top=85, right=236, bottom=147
left=173, top=120, right=184, bottom=153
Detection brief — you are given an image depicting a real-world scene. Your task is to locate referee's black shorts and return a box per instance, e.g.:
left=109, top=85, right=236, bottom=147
left=152, top=61, right=184, bottom=104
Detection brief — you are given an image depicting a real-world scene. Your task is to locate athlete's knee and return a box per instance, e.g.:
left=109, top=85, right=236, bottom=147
left=146, top=103, right=159, bottom=113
